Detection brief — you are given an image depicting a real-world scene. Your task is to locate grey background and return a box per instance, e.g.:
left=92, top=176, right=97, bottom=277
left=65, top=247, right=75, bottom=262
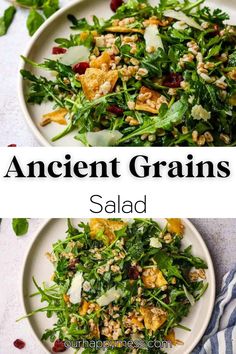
left=0, top=219, right=235, bottom=353
left=190, top=219, right=236, bottom=290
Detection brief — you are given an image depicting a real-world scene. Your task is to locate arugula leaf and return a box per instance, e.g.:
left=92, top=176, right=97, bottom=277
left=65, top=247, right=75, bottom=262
left=170, top=28, right=192, bottom=41
left=20, top=69, right=64, bottom=106
left=67, top=14, right=108, bottom=32
left=12, top=218, right=29, bottom=236
left=43, top=0, right=59, bottom=18
left=27, top=8, right=44, bottom=36
left=155, top=98, right=189, bottom=130
left=154, top=249, right=188, bottom=284
left=66, top=219, right=79, bottom=237
left=126, top=239, right=144, bottom=260
left=119, top=98, right=188, bottom=143
left=141, top=49, right=167, bottom=78
left=176, top=245, right=208, bottom=268
left=206, top=43, right=221, bottom=60
left=228, top=51, right=236, bottom=67
left=55, top=33, right=94, bottom=49
left=198, top=6, right=229, bottom=23
left=0, top=6, right=16, bottom=36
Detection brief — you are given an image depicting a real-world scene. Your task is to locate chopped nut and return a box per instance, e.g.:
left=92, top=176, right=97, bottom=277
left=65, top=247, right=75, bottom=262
left=137, top=68, right=148, bottom=77
left=187, top=41, right=199, bottom=55
left=130, top=57, right=140, bottom=66
left=214, top=76, right=228, bottom=90
left=204, top=131, right=214, bottom=143
left=198, top=72, right=214, bottom=83
left=180, top=81, right=190, bottom=90
left=197, top=134, right=206, bottom=146
left=228, top=69, right=236, bottom=81
left=220, top=133, right=231, bottom=145
left=189, top=269, right=206, bottom=282
left=130, top=119, right=140, bottom=126
left=111, top=265, right=120, bottom=273
left=168, top=88, right=177, bottom=96
left=141, top=134, right=148, bottom=140
left=198, top=269, right=206, bottom=279
left=148, top=134, right=156, bottom=142
left=127, top=101, right=136, bottom=110
left=182, top=53, right=195, bottom=63
left=182, top=126, right=188, bottom=134
left=70, top=316, right=77, bottom=324
left=164, top=233, right=172, bottom=244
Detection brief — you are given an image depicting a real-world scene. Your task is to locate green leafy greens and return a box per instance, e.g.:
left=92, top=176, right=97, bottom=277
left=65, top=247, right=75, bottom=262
left=0, top=6, right=16, bottom=36
left=0, top=0, right=59, bottom=37
left=19, top=218, right=208, bottom=354
left=21, top=0, right=236, bottom=145
left=12, top=218, right=29, bottom=236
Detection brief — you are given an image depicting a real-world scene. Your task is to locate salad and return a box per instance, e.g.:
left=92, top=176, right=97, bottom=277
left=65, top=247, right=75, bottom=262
left=21, top=0, right=236, bottom=146
left=21, top=218, right=208, bottom=353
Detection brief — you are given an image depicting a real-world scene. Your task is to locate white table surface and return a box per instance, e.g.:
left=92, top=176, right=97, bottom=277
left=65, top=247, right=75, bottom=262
left=0, top=0, right=69, bottom=147
left=0, top=218, right=235, bottom=354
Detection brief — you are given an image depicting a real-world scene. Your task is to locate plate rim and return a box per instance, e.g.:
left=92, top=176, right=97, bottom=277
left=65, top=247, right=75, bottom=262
left=20, top=218, right=216, bottom=354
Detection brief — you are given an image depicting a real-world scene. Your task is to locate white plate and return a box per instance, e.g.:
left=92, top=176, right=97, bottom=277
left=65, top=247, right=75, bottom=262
left=18, top=0, right=236, bottom=146
left=21, top=218, right=215, bottom=354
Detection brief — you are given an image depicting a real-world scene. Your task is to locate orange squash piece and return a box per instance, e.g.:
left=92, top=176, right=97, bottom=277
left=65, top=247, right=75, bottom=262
left=166, top=218, right=184, bottom=236
left=142, top=267, right=167, bottom=289
left=140, top=306, right=167, bottom=332
left=90, top=218, right=126, bottom=244
left=90, top=51, right=111, bottom=71
left=79, top=300, right=90, bottom=316
left=41, top=108, right=68, bottom=126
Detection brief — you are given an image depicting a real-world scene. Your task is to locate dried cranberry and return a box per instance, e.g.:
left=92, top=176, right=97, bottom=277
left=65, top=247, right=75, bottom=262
left=163, top=73, right=183, bottom=88
left=13, top=339, right=25, bottom=349
left=8, top=144, right=17, bottom=147
left=163, top=295, right=170, bottom=304
left=210, top=24, right=220, bottom=36
left=52, top=47, right=67, bottom=55
left=110, top=0, right=123, bottom=12
left=68, top=258, right=79, bottom=271
left=52, top=339, right=67, bottom=352
left=73, top=62, right=90, bottom=75
left=107, top=105, right=124, bottom=116
left=128, top=266, right=140, bottom=280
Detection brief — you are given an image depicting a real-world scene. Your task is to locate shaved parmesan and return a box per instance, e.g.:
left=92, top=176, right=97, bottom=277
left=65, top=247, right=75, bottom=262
left=163, top=10, right=203, bottom=31
left=150, top=237, right=162, bottom=249
left=97, top=287, right=123, bottom=307
left=59, top=46, right=90, bottom=66
left=86, top=130, right=123, bottom=147
left=144, top=24, right=164, bottom=51
left=173, top=21, right=188, bottom=31
left=183, top=285, right=195, bottom=306
left=67, top=272, right=84, bottom=304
